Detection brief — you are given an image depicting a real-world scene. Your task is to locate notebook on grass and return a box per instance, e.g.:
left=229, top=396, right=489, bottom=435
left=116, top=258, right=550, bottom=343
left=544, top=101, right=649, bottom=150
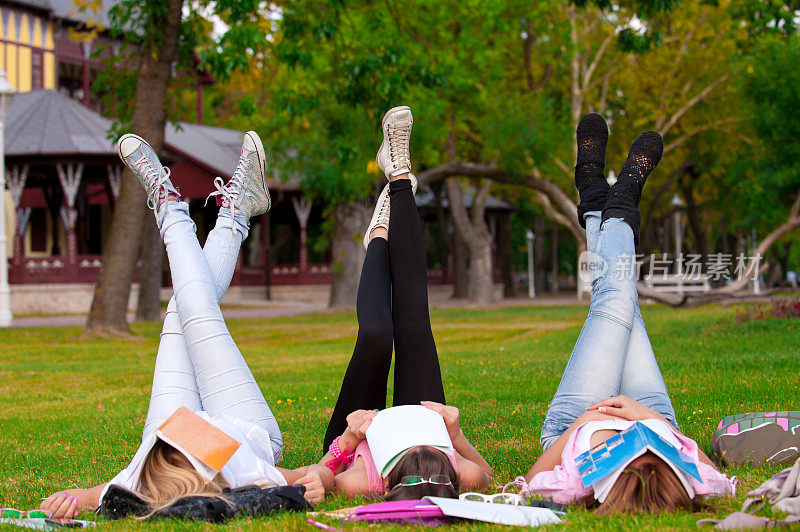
left=365, top=405, right=453, bottom=477
left=424, top=497, right=562, bottom=527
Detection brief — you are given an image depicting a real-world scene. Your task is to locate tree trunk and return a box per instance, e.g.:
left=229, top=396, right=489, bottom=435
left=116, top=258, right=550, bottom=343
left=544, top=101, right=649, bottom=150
left=679, top=176, right=709, bottom=261
left=452, top=229, right=469, bottom=298
left=328, top=202, right=369, bottom=309
left=534, top=217, right=546, bottom=295
left=496, top=212, right=516, bottom=298
left=85, top=0, right=183, bottom=334
left=135, top=211, right=163, bottom=321
left=444, top=177, right=495, bottom=304
left=550, top=222, right=559, bottom=295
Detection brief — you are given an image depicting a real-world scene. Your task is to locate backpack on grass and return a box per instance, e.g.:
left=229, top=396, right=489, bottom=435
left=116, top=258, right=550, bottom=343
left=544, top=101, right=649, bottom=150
left=711, top=411, right=800, bottom=466
left=99, top=483, right=308, bottom=522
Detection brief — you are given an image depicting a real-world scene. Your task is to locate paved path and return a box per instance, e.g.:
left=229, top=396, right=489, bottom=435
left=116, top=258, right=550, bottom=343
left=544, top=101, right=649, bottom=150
left=9, top=294, right=587, bottom=328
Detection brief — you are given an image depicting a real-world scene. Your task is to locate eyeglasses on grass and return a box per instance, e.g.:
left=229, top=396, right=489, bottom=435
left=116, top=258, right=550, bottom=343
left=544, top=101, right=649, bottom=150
left=391, top=475, right=453, bottom=489
left=0, top=508, right=53, bottom=519
left=460, top=492, right=526, bottom=506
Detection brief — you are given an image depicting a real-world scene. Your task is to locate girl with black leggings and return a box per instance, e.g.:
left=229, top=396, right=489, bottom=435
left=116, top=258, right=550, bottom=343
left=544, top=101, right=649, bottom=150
left=317, top=106, right=493, bottom=499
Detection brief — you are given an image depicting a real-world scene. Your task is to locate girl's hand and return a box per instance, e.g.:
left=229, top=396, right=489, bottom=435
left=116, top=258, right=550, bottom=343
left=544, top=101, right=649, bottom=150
left=586, top=395, right=666, bottom=422
left=422, top=401, right=462, bottom=442
left=296, top=470, right=327, bottom=505
left=344, top=409, right=376, bottom=442
left=40, top=490, right=83, bottom=518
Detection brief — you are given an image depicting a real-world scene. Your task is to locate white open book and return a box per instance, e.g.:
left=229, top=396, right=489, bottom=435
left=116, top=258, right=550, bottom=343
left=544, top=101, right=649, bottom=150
left=365, top=405, right=454, bottom=477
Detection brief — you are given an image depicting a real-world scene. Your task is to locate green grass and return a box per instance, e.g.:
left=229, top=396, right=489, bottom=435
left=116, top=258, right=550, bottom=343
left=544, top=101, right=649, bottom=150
left=1, top=304, right=798, bottom=530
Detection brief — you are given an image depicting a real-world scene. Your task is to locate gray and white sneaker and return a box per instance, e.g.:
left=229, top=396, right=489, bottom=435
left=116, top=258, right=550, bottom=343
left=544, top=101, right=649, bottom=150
left=206, top=131, right=271, bottom=220
left=362, top=173, right=417, bottom=250
left=376, top=106, right=413, bottom=179
left=117, top=134, right=179, bottom=217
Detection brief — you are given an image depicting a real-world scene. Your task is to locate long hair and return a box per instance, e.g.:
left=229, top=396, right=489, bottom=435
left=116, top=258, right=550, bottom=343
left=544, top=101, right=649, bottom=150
left=384, top=445, right=460, bottom=501
left=136, top=440, right=230, bottom=516
left=585, top=452, right=702, bottom=515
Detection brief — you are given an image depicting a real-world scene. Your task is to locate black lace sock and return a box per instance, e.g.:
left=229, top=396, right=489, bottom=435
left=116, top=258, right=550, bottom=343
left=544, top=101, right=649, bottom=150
left=575, top=113, right=610, bottom=228
left=602, top=130, right=663, bottom=245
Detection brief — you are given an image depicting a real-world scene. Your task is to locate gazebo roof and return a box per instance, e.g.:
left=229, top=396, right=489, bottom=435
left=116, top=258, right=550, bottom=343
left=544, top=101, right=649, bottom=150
left=6, top=90, right=116, bottom=157
left=4, top=90, right=292, bottom=190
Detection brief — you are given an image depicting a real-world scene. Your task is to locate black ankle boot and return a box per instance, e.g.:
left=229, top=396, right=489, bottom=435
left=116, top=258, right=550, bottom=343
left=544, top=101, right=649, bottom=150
left=575, top=113, right=610, bottom=228
left=602, top=130, right=663, bottom=245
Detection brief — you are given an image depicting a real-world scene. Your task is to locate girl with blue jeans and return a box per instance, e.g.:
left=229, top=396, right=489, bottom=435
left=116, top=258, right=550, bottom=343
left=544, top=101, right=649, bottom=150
left=523, top=114, right=734, bottom=514
left=40, top=132, right=332, bottom=519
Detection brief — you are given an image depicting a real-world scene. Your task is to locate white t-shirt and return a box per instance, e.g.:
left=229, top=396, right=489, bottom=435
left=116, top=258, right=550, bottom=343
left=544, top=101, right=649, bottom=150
left=100, top=411, right=286, bottom=501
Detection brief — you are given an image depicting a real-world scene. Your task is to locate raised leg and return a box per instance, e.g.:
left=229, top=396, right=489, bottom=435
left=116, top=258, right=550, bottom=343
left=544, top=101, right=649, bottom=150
left=540, top=217, right=638, bottom=450
left=585, top=211, right=678, bottom=429
left=159, top=202, right=282, bottom=461
left=388, top=178, right=445, bottom=406
left=142, top=211, right=250, bottom=437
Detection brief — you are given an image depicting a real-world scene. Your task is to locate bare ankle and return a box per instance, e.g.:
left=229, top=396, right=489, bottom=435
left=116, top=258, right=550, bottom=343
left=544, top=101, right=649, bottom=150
left=369, top=227, right=388, bottom=242
left=389, top=172, right=410, bottom=182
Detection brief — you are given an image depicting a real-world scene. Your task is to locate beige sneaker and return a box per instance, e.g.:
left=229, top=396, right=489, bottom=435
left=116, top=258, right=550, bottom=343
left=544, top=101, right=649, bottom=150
left=376, top=106, right=413, bottom=178
left=206, top=131, right=271, bottom=220
left=117, top=134, right=179, bottom=220
left=362, top=174, right=417, bottom=250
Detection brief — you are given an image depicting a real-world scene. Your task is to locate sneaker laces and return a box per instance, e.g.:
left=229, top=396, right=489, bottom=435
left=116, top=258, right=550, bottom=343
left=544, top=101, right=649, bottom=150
left=133, top=154, right=172, bottom=211
left=205, top=156, right=248, bottom=222
left=388, top=121, right=412, bottom=169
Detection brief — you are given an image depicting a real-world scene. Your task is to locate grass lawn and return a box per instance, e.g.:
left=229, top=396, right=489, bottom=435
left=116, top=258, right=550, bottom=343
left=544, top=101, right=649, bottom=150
left=1, top=304, right=798, bottom=530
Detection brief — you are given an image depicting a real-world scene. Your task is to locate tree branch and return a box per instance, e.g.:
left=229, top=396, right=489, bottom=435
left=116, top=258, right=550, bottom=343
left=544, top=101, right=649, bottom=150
left=663, top=117, right=740, bottom=154
left=471, top=179, right=492, bottom=226
left=445, top=177, right=477, bottom=244
left=418, top=161, right=583, bottom=239
left=582, top=31, right=615, bottom=91
left=659, top=73, right=731, bottom=137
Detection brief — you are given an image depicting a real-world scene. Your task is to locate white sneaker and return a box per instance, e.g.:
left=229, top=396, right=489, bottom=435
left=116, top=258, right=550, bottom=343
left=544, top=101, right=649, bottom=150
left=376, top=106, right=413, bottom=179
left=117, top=134, right=178, bottom=217
left=206, top=131, right=271, bottom=219
left=362, top=174, right=417, bottom=250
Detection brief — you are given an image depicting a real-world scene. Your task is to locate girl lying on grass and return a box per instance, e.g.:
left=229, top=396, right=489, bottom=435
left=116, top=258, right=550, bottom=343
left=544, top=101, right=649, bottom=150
left=517, top=113, right=735, bottom=514
left=40, top=132, right=331, bottom=519
left=317, top=106, right=493, bottom=499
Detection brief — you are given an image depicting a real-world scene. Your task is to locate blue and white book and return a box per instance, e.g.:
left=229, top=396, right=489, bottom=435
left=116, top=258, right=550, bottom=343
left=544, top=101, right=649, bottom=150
left=575, top=421, right=702, bottom=502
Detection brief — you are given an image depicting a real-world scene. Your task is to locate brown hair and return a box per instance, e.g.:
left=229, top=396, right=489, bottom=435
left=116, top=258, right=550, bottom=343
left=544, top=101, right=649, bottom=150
left=136, top=440, right=230, bottom=516
left=384, top=445, right=460, bottom=501
left=585, top=452, right=702, bottom=515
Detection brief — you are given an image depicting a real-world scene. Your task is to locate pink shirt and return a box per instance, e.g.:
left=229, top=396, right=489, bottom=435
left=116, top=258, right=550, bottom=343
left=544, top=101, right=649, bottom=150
left=527, top=419, right=736, bottom=504
left=348, top=440, right=460, bottom=494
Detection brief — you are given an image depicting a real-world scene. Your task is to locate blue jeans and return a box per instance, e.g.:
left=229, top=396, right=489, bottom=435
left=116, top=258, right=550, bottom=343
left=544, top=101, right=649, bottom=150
left=540, top=212, right=677, bottom=450
left=141, top=202, right=282, bottom=462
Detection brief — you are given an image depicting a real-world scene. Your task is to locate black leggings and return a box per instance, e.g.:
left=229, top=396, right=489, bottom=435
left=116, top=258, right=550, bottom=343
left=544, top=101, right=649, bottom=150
left=322, top=179, right=446, bottom=452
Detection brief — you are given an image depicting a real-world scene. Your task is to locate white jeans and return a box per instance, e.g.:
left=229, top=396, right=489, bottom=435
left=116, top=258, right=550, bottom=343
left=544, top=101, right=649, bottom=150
left=142, top=201, right=282, bottom=462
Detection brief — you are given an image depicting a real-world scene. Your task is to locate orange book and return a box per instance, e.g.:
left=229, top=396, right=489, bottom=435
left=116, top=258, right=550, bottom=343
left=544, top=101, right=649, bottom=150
left=156, top=407, right=241, bottom=478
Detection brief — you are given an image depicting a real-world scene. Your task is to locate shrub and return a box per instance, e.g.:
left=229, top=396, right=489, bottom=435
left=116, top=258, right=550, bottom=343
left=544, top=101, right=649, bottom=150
left=735, top=295, right=800, bottom=323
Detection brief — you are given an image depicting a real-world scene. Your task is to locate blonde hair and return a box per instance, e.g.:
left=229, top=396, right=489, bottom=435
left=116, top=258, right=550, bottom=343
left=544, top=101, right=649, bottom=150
left=136, top=440, right=230, bottom=517
left=587, top=452, right=701, bottom=515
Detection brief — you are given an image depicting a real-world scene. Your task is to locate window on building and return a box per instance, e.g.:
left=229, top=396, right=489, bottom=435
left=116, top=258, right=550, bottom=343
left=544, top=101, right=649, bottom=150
left=32, top=51, right=44, bottom=90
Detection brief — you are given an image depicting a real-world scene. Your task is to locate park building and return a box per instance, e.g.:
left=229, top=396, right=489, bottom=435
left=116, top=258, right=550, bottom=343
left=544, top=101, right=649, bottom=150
left=0, top=0, right=517, bottom=316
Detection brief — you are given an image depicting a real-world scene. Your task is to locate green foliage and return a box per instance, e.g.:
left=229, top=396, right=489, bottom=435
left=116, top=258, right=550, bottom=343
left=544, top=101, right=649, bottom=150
left=726, top=34, right=800, bottom=229
left=1, top=306, right=798, bottom=529
left=92, top=0, right=274, bottom=136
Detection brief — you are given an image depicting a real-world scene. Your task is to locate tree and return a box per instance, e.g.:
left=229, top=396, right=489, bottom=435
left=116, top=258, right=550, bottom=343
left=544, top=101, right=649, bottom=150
left=86, top=1, right=276, bottom=334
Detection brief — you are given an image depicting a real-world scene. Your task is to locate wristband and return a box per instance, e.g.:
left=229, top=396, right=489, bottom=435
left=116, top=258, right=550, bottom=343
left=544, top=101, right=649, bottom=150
left=325, top=436, right=355, bottom=473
